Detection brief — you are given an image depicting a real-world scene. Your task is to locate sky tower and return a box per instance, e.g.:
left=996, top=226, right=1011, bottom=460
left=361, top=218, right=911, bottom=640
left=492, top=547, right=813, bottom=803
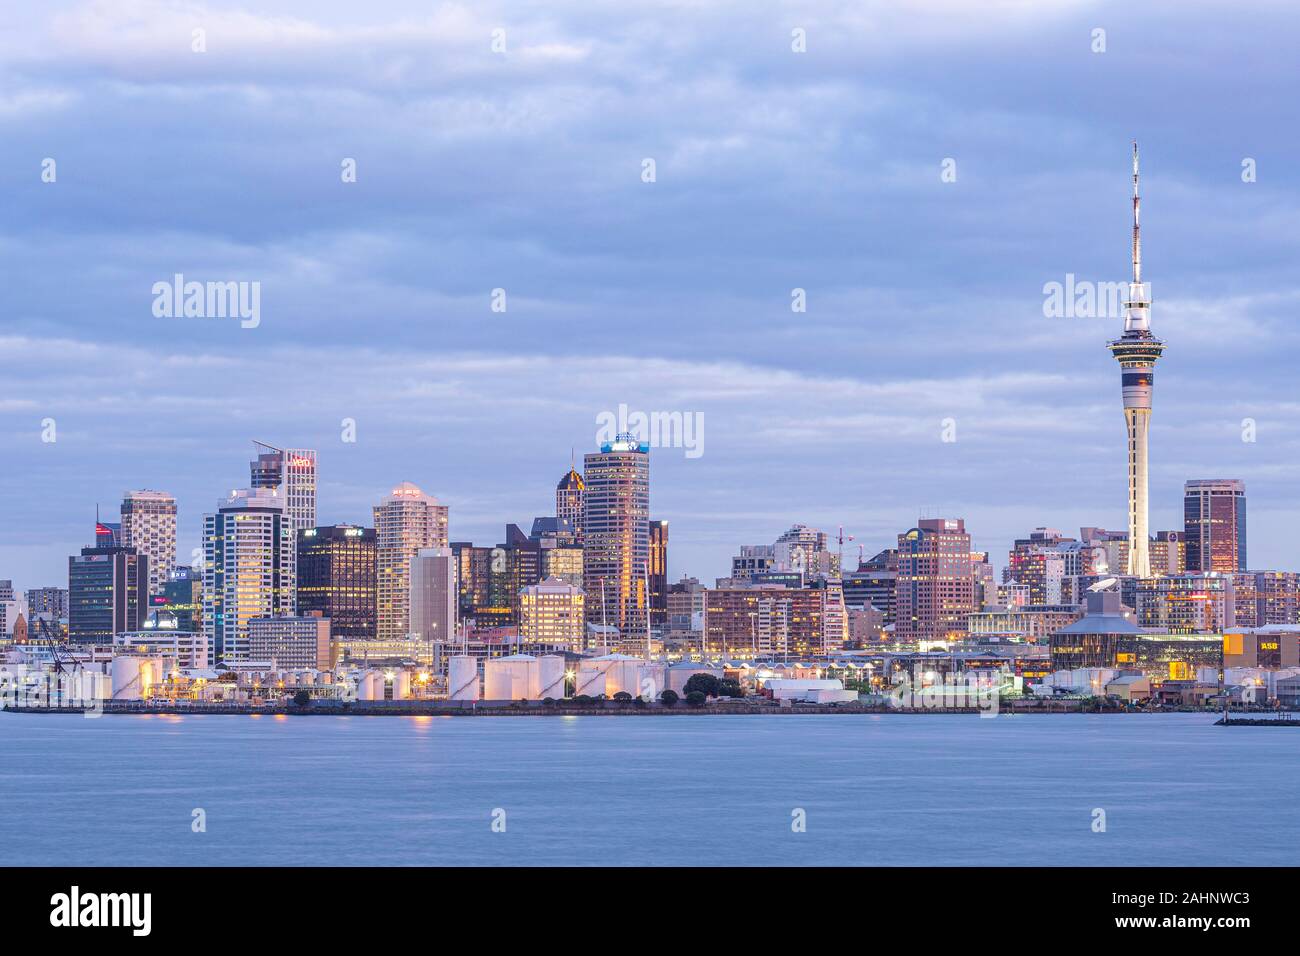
left=1109, top=142, right=1164, bottom=578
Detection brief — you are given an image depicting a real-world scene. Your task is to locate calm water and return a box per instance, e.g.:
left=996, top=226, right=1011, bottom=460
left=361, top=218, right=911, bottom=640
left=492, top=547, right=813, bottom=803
left=1, top=712, right=1295, bottom=866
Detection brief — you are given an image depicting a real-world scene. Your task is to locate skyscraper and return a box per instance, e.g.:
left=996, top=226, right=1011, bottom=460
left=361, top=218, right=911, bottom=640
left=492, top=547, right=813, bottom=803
left=68, top=531, right=148, bottom=644
left=1184, top=479, right=1247, bottom=573
left=297, top=524, right=377, bottom=639
left=1108, top=143, right=1165, bottom=578
left=894, top=518, right=975, bottom=643
left=556, top=463, right=585, bottom=541
left=203, top=488, right=296, bottom=662
left=250, top=441, right=318, bottom=531
left=120, top=489, right=177, bottom=597
left=409, top=547, right=457, bottom=650
left=373, top=482, right=448, bottom=641
left=583, top=433, right=650, bottom=643
left=649, top=519, right=668, bottom=627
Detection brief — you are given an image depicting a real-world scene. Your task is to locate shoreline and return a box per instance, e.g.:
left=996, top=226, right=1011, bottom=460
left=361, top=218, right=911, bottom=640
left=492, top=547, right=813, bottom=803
left=7, top=701, right=1293, bottom=718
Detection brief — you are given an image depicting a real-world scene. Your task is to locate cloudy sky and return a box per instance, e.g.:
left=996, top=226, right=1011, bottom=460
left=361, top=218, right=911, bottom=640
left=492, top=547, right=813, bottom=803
left=2, top=0, right=1298, bottom=592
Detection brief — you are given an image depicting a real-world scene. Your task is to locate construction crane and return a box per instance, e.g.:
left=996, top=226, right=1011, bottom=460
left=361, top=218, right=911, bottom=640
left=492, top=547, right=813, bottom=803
left=836, top=526, right=855, bottom=573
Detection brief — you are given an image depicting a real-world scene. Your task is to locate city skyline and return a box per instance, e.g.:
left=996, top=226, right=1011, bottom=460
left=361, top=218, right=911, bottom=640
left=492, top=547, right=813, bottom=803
left=4, top=1, right=1299, bottom=590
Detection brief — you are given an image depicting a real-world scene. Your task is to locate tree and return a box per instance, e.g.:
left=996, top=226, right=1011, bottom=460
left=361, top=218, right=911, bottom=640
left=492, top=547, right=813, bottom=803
left=660, top=689, right=679, bottom=708
left=683, top=673, right=721, bottom=697
left=686, top=690, right=707, bottom=709
left=292, top=690, right=311, bottom=707
left=717, top=679, right=744, bottom=698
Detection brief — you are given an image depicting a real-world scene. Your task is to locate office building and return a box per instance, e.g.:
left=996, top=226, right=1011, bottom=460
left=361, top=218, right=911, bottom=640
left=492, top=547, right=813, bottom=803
left=151, top=566, right=203, bottom=632
left=409, top=547, right=457, bottom=650
left=1233, top=571, right=1299, bottom=628
left=250, top=441, right=318, bottom=531
left=248, top=613, right=332, bottom=670
left=583, top=434, right=650, bottom=644
left=120, top=489, right=177, bottom=597
left=649, top=519, right=668, bottom=628
left=895, top=518, right=975, bottom=643
left=116, top=609, right=209, bottom=669
left=297, top=524, right=377, bottom=640
left=374, top=482, right=448, bottom=641
left=203, top=488, right=296, bottom=663
left=519, top=576, right=586, bottom=651
left=1184, top=479, right=1247, bottom=573
left=68, top=533, right=148, bottom=644
left=1136, top=572, right=1235, bottom=634
left=556, top=465, right=585, bottom=541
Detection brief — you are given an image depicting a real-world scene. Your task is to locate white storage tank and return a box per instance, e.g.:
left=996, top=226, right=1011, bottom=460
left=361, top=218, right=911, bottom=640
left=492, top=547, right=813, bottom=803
left=392, top=671, right=411, bottom=700
left=601, top=654, right=642, bottom=697
left=574, top=659, right=609, bottom=697
left=111, top=656, right=160, bottom=701
left=448, top=656, right=481, bottom=701
left=537, top=655, right=567, bottom=700
left=358, top=670, right=383, bottom=701
left=485, top=654, right=537, bottom=700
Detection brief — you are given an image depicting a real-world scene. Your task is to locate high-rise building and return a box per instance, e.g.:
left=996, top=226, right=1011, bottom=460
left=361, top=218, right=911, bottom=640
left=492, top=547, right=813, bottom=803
left=583, top=434, right=650, bottom=644
left=703, top=585, right=839, bottom=657
left=451, top=541, right=511, bottom=628
left=1184, top=479, right=1247, bottom=573
left=731, top=545, right=776, bottom=583
left=409, top=547, right=457, bottom=649
left=152, top=566, right=202, bottom=632
left=842, top=548, right=898, bottom=623
left=120, top=489, right=177, bottom=597
left=373, top=482, right=448, bottom=641
left=556, top=465, right=585, bottom=541
left=203, top=488, right=296, bottom=662
left=250, top=441, right=317, bottom=531
left=26, top=586, right=68, bottom=620
left=1108, top=143, right=1165, bottom=578
left=1232, top=571, right=1299, bottom=628
left=297, top=525, right=377, bottom=640
left=1136, top=572, right=1235, bottom=634
left=649, top=519, right=668, bottom=628
left=519, top=576, right=586, bottom=651
left=68, top=533, right=148, bottom=644
left=894, top=518, right=975, bottom=643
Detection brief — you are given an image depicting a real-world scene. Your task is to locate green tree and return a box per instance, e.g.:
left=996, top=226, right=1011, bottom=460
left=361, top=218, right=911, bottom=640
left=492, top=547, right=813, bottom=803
left=660, top=689, right=679, bottom=708
left=683, top=673, right=721, bottom=697
left=686, top=690, right=707, bottom=709
left=292, top=690, right=311, bottom=707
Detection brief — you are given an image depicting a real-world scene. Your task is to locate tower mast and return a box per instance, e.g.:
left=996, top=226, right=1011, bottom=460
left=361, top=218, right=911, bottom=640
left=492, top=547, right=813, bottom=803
left=1109, top=142, right=1164, bottom=578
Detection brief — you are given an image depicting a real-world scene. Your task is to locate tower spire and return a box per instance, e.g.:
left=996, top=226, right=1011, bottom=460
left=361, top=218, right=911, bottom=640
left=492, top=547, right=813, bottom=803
left=1131, top=141, right=1141, bottom=287
left=1124, top=141, right=1150, bottom=334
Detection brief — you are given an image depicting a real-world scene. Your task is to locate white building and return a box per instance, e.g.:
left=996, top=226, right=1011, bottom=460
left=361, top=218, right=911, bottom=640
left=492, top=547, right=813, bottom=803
left=519, top=576, right=585, bottom=651
left=203, top=488, right=296, bottom=663
left=120, top=489, right=177, bottom=597
left=250, top=442, right=317, bottom=531
left=115, top=610, right=208, bottom=668
left=248, top=614, right=331, bottom=670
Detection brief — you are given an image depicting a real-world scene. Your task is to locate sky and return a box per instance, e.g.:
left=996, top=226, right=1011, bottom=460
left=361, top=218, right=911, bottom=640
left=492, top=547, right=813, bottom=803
left=2, top=0, right=1298, bottom=593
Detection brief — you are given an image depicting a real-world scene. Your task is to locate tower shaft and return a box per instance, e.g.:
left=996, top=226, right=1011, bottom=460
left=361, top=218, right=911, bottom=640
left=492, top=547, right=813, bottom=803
left=1109, top=142, right=1163, bottom=578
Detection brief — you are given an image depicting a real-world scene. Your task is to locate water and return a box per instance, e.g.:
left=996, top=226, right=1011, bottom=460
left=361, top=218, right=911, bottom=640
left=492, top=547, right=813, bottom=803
left=1, top=712, right=1295, bottom=866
